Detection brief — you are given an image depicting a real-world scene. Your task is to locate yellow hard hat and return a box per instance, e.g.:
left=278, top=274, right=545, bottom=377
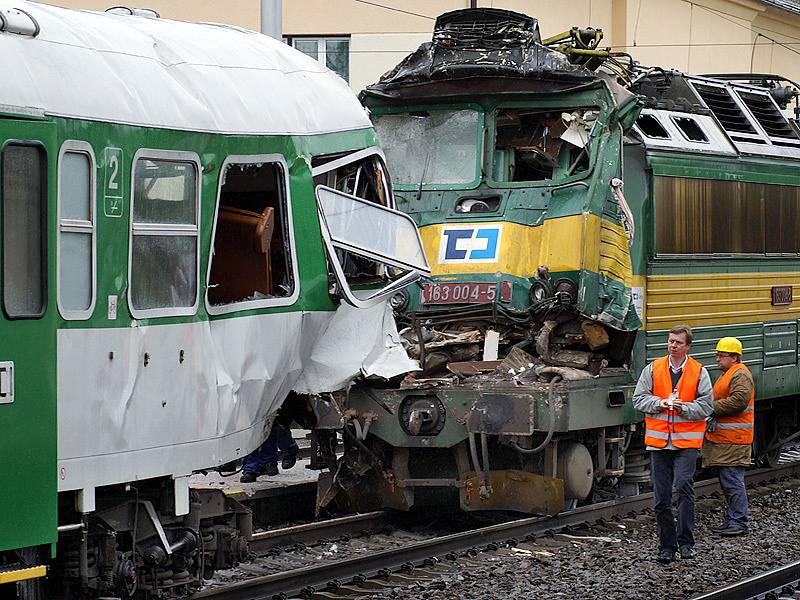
left=716, top=337, right=743, bottom=355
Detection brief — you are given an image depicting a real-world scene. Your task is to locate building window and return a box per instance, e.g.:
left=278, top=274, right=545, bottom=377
left=291, top=37, right=350, bottom=82
left=58, top=142, right=96, bottom=319
left=655, top=176, right=800, bottom=255
left=2, top=143, right=46, bottom=318
left=206, top=155, right=297, bottom=313
left=129, top=151, right=200, bottom=318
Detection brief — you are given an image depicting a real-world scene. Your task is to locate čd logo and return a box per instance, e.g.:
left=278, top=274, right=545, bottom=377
left=438, top=225, right=503, bottom=264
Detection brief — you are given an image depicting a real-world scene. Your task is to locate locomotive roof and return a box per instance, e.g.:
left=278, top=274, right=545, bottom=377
left=361, top=8, right=596, bottom=102
left=631, top=70, right=800, bottom=160
left=0, top=2, right=371, bottom=135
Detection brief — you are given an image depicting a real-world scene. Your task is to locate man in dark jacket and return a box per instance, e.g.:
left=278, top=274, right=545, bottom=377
left=702, top=337, right=755, bottom=537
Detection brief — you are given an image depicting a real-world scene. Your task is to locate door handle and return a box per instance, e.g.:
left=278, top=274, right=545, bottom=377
left=0, top=361, right=14, bottom=404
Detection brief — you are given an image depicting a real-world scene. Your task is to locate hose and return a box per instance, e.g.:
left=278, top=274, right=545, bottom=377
left=480, top=433, right=492, bottom=496
left=468, top=432, right=484, bottom=487
left=510, top=375, right=562, bottom=455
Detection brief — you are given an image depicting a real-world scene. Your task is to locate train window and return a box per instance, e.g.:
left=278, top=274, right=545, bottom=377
left=312, top=148, right=430, bottom=307
left=316, top=186, right=429, bottom=308
left=372, top=109, right=480, bottom=188
left=637, top=114, right=670, bottom=139
left=655, top=176, right=800, bottom=255
left=2, top=143, right=46, bottom=318
left=206, top=155, right=297, bottom=313
left=493, top=108, right=595, bottom=183
left=57, top=142, right=96, bottom=319
left=129, top=151, right=200, bottom=318
left=313, top=149, right=393, bottom=287
left=672, top=117, right=708, bottom=143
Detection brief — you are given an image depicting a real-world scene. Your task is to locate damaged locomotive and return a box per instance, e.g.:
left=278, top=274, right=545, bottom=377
left=310, top=9, right=647, bottom=514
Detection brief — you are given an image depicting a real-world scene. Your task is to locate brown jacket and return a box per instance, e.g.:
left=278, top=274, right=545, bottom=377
left=701, top=368, right=754, bottom=467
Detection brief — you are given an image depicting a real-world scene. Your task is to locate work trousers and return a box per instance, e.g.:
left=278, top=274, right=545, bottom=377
left=718, top=466, right=749, bottom=531
left=243, top=423, right=298, bottom=474
left=650, top=448, right=698, bottom=551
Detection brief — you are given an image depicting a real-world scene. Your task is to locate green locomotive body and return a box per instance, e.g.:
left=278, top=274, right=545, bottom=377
left=313, top=9, right=800, bottom=515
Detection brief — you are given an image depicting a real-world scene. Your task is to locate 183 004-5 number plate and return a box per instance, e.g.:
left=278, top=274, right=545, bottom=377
left=421, top=282, right=496, bottom=305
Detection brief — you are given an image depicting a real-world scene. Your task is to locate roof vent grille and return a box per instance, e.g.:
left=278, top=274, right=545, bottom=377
left=0, top=7, right=39, bottom=36
left=737, top=91, right=798, bottom=139
left=694, top=83, right=755, bottom=134
left=105, top=6, right=160, bottom=18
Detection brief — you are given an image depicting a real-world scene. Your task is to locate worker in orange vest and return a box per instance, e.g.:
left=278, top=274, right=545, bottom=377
left=633, top=325, right=713, bottom=564
left=702, top=337, right=754, bottom=537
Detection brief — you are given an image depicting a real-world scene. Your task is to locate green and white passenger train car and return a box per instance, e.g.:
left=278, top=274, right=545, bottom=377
left=0, top=3, right=428, bottom=597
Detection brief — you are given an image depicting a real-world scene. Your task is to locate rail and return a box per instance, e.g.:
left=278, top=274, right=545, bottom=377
left=193, top=463, right=800, bottom=600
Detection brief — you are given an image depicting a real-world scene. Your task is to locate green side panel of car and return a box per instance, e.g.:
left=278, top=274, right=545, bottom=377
left=0, top=111, right=380, bottom=553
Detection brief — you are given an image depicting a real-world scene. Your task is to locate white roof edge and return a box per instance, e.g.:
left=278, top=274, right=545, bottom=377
left=0, top=2, right=372, bottom=136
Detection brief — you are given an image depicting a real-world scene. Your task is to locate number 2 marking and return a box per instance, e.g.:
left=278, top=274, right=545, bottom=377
left=108, top=155, right=119, bottom=191
left=103, top=148, right=124, bottom=218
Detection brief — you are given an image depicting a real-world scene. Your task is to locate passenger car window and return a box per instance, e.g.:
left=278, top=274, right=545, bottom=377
left=129, top=152, right=199, bottom=317
left=58, top=143, right=96, bottom=318
left=207, top=156, right=297, bottom=313
left=2, top=143, right=46, bottom=318
left=312, top=148, right=430, bottom=308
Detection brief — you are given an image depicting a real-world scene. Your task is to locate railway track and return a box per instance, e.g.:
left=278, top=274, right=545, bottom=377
left=692, top=559, right=800, bottom=600
left=193, top=462, right=800, bottom=600
left=248, top=511, right=390, bottom=553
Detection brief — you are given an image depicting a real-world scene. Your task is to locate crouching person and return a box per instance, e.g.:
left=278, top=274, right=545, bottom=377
left=704, top=337, right=755, bottom=537
left=633, top=325, right=713, bottom=564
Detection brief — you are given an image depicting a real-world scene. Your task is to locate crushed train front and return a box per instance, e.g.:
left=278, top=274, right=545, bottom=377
left=311, top=9, right=648, bottom=515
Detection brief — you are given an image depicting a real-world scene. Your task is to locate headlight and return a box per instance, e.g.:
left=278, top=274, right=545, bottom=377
left=390, top=289, right=409, bottom=311
left=530, top=280, right=551, bottom=304
left=555, top=278, right=578, bottom=305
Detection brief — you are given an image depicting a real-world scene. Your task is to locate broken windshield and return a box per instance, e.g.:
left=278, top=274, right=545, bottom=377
left=492, top=108, right=598, bottom=183
left=372, top=109, right=480, bottom=188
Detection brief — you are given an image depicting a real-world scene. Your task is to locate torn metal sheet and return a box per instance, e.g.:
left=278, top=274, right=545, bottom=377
left=361, top=8, right=595, bottom=102
left=292, top=300, right=420, bottom=395
left=57, top=299, right=414, bottom=493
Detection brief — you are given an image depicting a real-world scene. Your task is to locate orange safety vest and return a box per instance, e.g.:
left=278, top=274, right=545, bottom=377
left=644, top=356, right=706, bottom=449
left=706, top=363, right=755, bottom=445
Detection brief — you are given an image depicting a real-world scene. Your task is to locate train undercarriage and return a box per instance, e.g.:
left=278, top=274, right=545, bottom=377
left=5, top=480, right=250, bottom=600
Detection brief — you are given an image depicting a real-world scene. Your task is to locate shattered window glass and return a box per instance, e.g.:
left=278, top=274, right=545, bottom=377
left=317, top=187, right=427, bottom=271
left=372, top=110, right=480, bottom=187
left=493, top=108, right=596, bottom=182
left=313, top=150, right=394, bottom=286
left=208, top=161, right=295, bottom=308
left=130, top=157, right=198, bottom=315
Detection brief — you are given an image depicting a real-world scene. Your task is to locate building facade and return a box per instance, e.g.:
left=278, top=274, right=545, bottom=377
left=44, top=0, right=800, bottom=93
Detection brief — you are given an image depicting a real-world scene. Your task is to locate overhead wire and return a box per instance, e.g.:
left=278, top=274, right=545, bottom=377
left=352, top=0, right=435, bottom=20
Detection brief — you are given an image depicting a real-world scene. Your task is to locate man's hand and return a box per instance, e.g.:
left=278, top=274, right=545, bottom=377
left=659, top=399, right=685, bottom=413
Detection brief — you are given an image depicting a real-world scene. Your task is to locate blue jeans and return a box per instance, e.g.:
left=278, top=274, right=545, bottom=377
left=243, top=423, right=298, bottom=475
left=650, top=448, right=698, bottom=551
left=718, top=466, right=748, bottom=530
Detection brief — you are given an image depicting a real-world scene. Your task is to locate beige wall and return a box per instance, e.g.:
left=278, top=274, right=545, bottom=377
left=39, top=0, right=262, bottom=30
left=288, top=0, right=800, bottom=91
left=350, top=32, right=430, bottom=93
left=40, top=0, right=800, bottom=91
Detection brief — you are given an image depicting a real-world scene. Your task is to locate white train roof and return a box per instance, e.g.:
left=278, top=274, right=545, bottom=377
left=0, top=2, right=371, bottom=135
